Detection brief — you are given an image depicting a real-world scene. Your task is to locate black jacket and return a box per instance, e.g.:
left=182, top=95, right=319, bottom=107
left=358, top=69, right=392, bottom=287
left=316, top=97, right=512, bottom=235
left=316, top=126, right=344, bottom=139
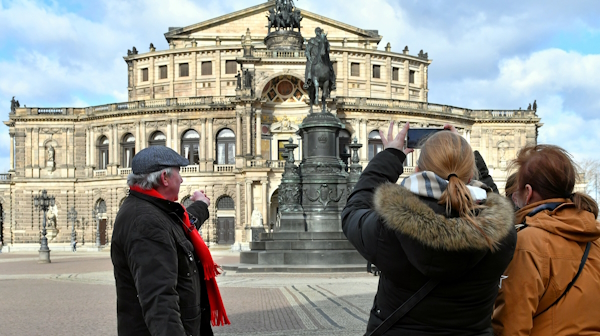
left=111, top=190, right=212, bottom=336
left=342, top=149, right=516, bottom=335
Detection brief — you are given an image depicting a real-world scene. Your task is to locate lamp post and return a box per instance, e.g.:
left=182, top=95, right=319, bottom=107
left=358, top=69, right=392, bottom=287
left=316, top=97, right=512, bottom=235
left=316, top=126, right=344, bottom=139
left=81, top=217, right=85, bottom=245
left=92, top=208, right=100, bottom=247
left=33, top=190, right=55, bottom=263
left=67, top=207, right=77, bottom=252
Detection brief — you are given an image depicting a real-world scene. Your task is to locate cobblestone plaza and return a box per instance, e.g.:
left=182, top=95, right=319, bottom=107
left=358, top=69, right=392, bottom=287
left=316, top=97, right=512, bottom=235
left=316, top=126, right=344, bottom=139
left=0, top=251, right=378, bottom=335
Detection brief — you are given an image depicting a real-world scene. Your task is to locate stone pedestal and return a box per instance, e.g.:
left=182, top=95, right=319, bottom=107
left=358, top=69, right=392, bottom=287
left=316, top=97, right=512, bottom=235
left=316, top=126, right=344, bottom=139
left=234, top=109, right=366, bottom=272
left=264, top=30, right=304, bottom=50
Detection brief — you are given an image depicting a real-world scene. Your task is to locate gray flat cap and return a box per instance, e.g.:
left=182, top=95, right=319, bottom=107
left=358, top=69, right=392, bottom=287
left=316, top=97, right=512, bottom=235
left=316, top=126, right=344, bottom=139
left=132, top=146, right=189, bottom=174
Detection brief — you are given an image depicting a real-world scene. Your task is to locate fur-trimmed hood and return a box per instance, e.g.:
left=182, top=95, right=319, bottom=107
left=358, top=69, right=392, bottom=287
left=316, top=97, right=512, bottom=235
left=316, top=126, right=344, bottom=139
left=374, top=183, right=515, bottom=251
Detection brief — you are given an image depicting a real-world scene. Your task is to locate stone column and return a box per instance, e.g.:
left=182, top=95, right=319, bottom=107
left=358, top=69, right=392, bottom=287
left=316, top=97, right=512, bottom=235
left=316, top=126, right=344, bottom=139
left=169, top=54, right=175, bottom=97
left=207, top=118, right=214, bottom=170
left=255, top=109, right=262, bottom=158
left=245, top=180, right=252, bottom=226
left=387, top=56, right=392, bottom=99
left=135, top=122, right=140, bottom=152
left=90, top=127, right=96, bottom=168
left=149, top=56, right=155, bottom=99
left=85, top=127, right=90, bottom=167
left=236, top=181, right=242, bottom=233
left=403, top=60, right=410, bottom=100
left=112, top=124, right=118, bottom=169
left=9, top=131, right=15, bottom=172
left=172, top=119, right=178, bottom=153
left=419, top=64, right=425, bottom=101
left=245, top=109, right=252, bottom=156
left=166, top=119, right=172, bottom=148
left=366, top=54, right=371, bottom=98
left=215, top=50, right=222, bottom=96
left=200, top=118, right=206, bottom=171
left=236, top=111, right=242, bottom=156
left=343, top=51, right=349, bottom=96
left=32, top=127, right=39, bottom=169
left=141, top=122, right=146, bottom=150
left=360, top=119, right=368, bottom=161
left=261, top=178, right=268, bottom=229
left=66, top=127, right=71, bottom=167
left=191, top=51, right=197, bottom=96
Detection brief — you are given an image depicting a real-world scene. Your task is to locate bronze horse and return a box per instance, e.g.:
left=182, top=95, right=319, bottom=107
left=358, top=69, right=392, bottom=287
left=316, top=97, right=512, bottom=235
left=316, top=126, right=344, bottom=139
left=306, top=34, right=333, bottom=113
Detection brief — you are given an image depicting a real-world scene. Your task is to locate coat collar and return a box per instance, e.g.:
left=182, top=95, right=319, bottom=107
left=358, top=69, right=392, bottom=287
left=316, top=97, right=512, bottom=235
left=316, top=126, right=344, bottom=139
left=129, top=189, right=185, bottom=219
left=374, top=183, right=515, bottom=251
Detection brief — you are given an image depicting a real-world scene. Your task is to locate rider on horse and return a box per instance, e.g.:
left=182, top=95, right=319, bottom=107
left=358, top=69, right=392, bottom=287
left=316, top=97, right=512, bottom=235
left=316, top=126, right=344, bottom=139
left=304, top=27, right=336, bottom=91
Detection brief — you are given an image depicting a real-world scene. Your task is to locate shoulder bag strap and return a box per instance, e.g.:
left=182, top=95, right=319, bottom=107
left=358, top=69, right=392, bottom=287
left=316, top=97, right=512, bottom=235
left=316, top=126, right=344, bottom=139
left=535, top=241, right=592, bottom=318
left=369, top=279, right=440, bottom=336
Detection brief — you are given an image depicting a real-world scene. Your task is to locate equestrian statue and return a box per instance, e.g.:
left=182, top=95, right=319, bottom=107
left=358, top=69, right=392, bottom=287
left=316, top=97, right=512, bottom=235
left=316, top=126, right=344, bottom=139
left=304, top=27, right=337, bottom=113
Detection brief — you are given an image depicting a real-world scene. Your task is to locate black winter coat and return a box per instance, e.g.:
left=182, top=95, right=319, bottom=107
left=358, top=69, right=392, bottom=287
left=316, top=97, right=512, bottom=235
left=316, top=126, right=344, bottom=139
left=342, top=149, right=517, bottom=335
left=111, top=190, right=212, bottom=336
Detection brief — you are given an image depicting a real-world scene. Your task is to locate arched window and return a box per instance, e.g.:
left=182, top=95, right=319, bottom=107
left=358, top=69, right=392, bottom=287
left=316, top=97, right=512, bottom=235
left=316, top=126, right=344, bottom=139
left=149, top=131, right=166, bottom=147
left=368, top=130, right=383, bottom=160
left=217, top=196, right=235, bottom=210
left=339, top=130, right=351, bottom=169
left=216, top=129, right=235, bottom=165
left=339, top=130, right=351, bottom=158
left=121, top=133, right=135, bottom=168
left=97, top=136, right=109, bottom=169
left=180, top=129, right=200, bottom=165
left=96, top=199, right=107, bottom=214
left=181, top=196, right=193, bottom=208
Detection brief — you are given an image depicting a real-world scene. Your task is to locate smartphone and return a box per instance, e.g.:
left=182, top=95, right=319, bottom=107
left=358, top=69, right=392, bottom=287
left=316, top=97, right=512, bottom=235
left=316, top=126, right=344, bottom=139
left=406, top=128, right=445, bottom=149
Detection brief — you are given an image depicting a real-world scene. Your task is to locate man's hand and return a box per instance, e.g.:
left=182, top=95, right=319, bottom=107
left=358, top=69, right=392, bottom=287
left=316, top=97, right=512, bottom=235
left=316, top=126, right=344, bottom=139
left=191, top=190, right=210, bottom=206
left=379, top=121, right=414, bottom=156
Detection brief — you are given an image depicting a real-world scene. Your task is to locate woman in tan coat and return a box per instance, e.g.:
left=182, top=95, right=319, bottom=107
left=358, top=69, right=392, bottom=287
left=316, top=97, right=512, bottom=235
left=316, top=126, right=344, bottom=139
left=492, top=145, right=600, bottom=335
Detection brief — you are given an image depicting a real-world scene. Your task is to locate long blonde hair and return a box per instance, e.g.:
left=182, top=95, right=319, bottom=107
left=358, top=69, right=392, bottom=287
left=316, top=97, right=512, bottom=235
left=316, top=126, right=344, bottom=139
left=418, top=131, right=492, bottom=248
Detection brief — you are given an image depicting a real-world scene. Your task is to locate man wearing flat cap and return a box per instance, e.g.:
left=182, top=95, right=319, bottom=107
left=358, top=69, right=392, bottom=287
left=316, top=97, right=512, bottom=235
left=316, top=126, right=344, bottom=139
left=111, top=146, right=229, bottom=336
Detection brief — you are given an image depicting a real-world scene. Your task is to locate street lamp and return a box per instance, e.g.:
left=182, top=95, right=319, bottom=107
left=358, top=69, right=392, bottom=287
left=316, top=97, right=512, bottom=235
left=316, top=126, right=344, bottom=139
left=67, top=207, right=78, bottom=252
left=33, top=190, right=55, bottom=263
left=81, top=217, right=86, bottom=245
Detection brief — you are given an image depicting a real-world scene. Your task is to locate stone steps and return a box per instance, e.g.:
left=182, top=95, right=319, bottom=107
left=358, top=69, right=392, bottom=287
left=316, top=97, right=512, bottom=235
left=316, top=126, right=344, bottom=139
left=249, top=240, right=353, bottom=250
left=258, top=231, right=347, bottom=241
left=239, top=249, right=365, bottom=265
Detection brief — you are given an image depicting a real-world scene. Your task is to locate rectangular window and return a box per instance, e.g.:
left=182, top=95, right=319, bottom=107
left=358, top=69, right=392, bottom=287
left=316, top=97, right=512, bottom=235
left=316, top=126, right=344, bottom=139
left=351, top=63, right=360, bottom=77
left=141, top=68, right=148, bottom=82
left=225, top=60, right=237, bottom=75
left=278, top=140, right=287, bottom=161
left=409, top=70, right=415, bottom=84
left=332, top=62, right=338, bottom=77
left=373, top=65, right=381, bottom=79
left=179, top=63, right=189, bottom=77
left=392, top=67, right=399, bottom=81
left=201, top=61, right=212, bottom=76
left=159, top=65, right=167, bottom=79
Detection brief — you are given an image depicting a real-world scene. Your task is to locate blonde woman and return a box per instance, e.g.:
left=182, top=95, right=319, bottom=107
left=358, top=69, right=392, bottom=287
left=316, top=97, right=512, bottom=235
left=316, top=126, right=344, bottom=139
left=343, top=122, right=516, bottom=335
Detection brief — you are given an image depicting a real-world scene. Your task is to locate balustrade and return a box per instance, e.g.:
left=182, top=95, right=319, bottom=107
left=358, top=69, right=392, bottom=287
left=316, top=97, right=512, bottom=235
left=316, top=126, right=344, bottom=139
left=93, top=170, right=107, bottom=177
left=117, top=168, right=132, bottom=176
left=214, top=164, right=234, bottom=172
left=180, top=165, right=199, bottom=174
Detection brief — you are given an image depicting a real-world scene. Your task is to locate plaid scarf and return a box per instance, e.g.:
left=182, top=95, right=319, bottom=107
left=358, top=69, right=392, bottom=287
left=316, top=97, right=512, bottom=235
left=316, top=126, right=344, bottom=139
left=130, top=186, right=230, bottom=327
left=400, top=171, right=488, bottom=202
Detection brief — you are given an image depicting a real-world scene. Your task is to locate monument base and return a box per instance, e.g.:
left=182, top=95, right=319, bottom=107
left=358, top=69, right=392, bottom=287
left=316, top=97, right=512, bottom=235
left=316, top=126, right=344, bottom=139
left=264, top=30, right=304, bottom=50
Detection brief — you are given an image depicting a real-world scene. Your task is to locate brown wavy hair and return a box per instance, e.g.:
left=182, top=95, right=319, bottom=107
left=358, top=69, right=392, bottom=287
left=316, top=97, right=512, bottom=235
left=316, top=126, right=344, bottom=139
left=418, top=131, right=492, bottom=248
left=512, top=145, right=598, bottom=218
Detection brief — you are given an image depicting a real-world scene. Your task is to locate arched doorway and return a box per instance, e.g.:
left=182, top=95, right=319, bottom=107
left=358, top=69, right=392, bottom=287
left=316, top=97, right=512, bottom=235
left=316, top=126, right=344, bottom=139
left=270, top=189, right=279, bottom=231
left=95, top=199, right=108, bottom=245
left=216, top=196, right=235, bottom=245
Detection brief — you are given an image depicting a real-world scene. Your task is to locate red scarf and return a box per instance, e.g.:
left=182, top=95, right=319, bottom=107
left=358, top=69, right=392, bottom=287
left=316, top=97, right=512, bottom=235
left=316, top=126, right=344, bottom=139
left=130, top=186, right=230, bottom=326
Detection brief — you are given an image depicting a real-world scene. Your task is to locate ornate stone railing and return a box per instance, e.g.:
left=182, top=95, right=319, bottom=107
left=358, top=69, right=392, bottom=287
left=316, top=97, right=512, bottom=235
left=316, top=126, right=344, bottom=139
left=37, top=108, right=66, bottom=114
left=268, top=160, right=286, bottom=169
left=214, top=164, right=234, bottom=172
left=338, top=97, right=535, bottom=119
left=0, top=174, right=12, bottom=181
left=80, top=96, right=233, bottom=115
left=117, top=168, right=132, bottom=176
left=93, top=170, right=107, bottom=177
left=252, top=50, right=305, bottom=58
left=403, top=166, right=415, bottom=174
left=180, top=165, right=199, bottom=174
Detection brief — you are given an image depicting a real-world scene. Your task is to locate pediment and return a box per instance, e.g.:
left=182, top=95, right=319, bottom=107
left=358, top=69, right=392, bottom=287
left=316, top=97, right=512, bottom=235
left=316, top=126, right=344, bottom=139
left=164, top=1, right=382, bottom=47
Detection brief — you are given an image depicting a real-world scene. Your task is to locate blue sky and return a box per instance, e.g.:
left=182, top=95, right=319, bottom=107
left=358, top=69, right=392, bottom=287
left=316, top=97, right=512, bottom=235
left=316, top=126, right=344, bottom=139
left=1, top=0, right=599, bottom=179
